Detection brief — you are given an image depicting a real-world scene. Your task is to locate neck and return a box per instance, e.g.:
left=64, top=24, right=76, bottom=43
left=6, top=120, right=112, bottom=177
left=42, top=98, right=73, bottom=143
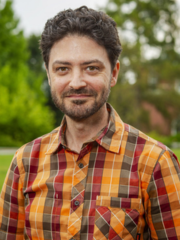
left=65, top=104, right=109, bottom=153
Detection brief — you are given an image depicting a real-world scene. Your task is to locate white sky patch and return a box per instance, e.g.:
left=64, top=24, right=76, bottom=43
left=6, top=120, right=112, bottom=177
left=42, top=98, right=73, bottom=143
left=12, top=0, right=108, bottom=36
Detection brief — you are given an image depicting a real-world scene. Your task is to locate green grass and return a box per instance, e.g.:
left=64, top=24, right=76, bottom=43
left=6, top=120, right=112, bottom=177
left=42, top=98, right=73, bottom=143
left=0, top=155, right=13, bottom=191
left=172, top=149, right=180, bottom=159
left=0, top=150, right=180, bottom=191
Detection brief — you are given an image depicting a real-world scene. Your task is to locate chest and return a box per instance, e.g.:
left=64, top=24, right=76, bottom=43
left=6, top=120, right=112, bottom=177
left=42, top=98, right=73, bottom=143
left=22, top=145, right=146, bottom=240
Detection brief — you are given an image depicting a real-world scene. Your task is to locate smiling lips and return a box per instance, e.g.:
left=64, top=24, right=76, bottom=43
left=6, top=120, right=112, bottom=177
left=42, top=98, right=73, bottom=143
left=66, top=94, right=92, bottom=98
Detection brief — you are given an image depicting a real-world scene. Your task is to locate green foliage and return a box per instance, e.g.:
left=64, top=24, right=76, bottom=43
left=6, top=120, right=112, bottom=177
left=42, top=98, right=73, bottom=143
left=0, top=1, right=28, bottom=69
left=148, top=131, right=172, bottom=147
left=110, top=82, right=150, bottom=129
left=26, top=34, right=63, bottom=125
left=0, top=0, right=55, bottom=146
left=27, top=34, right=45, bottom=75
left=148, top=131, right=180, bottom=148
left=103, top=0, right=180, bottom=134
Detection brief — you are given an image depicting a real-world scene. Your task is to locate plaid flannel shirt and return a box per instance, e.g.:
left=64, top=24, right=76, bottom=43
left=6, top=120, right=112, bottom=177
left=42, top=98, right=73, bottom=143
left=0, top=104, right=180, bottom=240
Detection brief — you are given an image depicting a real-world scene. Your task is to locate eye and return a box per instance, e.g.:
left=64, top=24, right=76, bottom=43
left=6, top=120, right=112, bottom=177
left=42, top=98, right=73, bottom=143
left=86, top=66, right=99, bottom=71
left=56, top=67, right=68, bottom=72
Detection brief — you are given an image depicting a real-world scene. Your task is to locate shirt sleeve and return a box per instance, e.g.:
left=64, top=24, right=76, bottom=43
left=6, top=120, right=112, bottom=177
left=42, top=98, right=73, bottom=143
left=146, top=150, right=180, bottom=239
left=0, top=154, right=25, bottom=240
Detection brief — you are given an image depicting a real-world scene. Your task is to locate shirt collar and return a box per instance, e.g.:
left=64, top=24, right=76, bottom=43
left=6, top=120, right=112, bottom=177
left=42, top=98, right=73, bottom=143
left=46, top=103, right=124, bottom=155
left=94, top=103, right=125, bottom=153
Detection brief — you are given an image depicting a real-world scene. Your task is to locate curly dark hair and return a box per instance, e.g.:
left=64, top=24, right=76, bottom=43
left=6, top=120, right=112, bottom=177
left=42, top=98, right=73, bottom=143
left=40, top=6, right=122, bottom=70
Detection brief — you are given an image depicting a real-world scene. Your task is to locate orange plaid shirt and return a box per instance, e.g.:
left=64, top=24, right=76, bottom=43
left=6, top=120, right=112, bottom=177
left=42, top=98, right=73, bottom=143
left=0, top=104, right=180, bottom=240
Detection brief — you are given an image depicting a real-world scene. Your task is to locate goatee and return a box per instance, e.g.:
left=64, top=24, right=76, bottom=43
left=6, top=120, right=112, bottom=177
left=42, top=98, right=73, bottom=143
left=51, top=86, right=110, bottom=121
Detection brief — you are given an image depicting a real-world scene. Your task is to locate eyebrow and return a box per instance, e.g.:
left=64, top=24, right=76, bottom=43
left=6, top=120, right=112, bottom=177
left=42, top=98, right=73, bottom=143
left=52, top=59, right=105, bottom=66
left=81, top=60, right=104, bottom=66
left=52, top=61, right=71, bottom=66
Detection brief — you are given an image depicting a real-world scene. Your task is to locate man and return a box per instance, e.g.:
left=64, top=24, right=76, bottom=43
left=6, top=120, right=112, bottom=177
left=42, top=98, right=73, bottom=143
left=0, top=6, right=180, bottom=240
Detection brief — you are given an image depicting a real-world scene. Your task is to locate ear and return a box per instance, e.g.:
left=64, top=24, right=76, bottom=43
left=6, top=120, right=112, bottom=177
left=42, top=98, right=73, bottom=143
left=110, top=60, right=120, bottom=87
left=45, top=64, right=51, bottom=86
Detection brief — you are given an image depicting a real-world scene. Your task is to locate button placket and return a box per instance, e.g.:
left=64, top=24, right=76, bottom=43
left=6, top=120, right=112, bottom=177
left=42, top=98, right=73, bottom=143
left=68, top=151, right=90, bottom=240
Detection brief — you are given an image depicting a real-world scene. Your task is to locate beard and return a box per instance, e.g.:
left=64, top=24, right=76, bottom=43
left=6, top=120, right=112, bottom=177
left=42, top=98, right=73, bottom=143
left=51, top=85, right=111, bottom=121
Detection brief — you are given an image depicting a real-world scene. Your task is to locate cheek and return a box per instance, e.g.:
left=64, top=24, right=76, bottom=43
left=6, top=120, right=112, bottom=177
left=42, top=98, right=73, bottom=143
left=86, top=75, right=110, bottom=91
left=51, top=77, right=68, bottom=93
left=90, top=80, right=109, bottom=92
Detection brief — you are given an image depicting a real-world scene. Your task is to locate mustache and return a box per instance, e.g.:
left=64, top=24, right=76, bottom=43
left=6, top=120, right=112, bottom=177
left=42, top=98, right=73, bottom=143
left=62, top=88, right=97, bottom=97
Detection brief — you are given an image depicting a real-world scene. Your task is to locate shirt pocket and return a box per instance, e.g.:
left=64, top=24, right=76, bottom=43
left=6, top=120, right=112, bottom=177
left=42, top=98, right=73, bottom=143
left=94, top=196, right=143, bottom=240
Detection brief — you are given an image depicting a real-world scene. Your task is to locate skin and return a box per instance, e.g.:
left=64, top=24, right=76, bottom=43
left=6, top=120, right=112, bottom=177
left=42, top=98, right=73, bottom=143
left=46, top=35, right=120, bottom=153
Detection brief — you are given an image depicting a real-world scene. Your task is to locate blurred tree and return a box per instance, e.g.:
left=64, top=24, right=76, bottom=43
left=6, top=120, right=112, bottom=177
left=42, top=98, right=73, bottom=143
left=0, top=0, right=55, bottom=146
left=26, top=34, right=63, bottom=125
left=104, top=0, right=180, bottom=134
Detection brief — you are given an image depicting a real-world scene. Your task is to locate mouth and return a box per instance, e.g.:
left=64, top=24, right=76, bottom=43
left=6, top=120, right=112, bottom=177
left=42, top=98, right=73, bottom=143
left=66, top=94, right=92, bottom=98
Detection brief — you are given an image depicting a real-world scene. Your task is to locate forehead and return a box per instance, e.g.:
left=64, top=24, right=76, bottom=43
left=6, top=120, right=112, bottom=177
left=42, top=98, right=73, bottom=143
left=49, top=35, right=110, bottom=64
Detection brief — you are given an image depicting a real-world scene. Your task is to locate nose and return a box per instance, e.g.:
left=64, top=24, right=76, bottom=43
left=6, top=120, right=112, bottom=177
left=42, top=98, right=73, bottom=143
left=69, top=69, right=86, bottom=89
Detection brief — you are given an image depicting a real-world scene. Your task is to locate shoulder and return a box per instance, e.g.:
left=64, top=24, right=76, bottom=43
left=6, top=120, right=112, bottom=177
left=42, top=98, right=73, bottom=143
left=124, top=123, right=173, bottom=152
left=14, top=126, right=60, bottom=163
left=123, top=122, right=179, bottom=168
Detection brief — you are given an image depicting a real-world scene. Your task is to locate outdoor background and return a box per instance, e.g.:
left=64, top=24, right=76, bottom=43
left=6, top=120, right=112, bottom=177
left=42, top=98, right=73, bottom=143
left=0, top=0, right=180, bottom=188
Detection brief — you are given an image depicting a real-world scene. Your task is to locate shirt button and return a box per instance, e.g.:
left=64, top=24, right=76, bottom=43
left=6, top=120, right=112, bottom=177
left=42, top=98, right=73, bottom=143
left=74, top=200, right=79, bottom=206
left=78, top=163, right=84, bottom=168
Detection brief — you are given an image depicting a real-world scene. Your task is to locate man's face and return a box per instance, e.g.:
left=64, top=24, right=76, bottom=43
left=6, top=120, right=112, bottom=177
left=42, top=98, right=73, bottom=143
left=47, top=35, right=119, bottom=121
